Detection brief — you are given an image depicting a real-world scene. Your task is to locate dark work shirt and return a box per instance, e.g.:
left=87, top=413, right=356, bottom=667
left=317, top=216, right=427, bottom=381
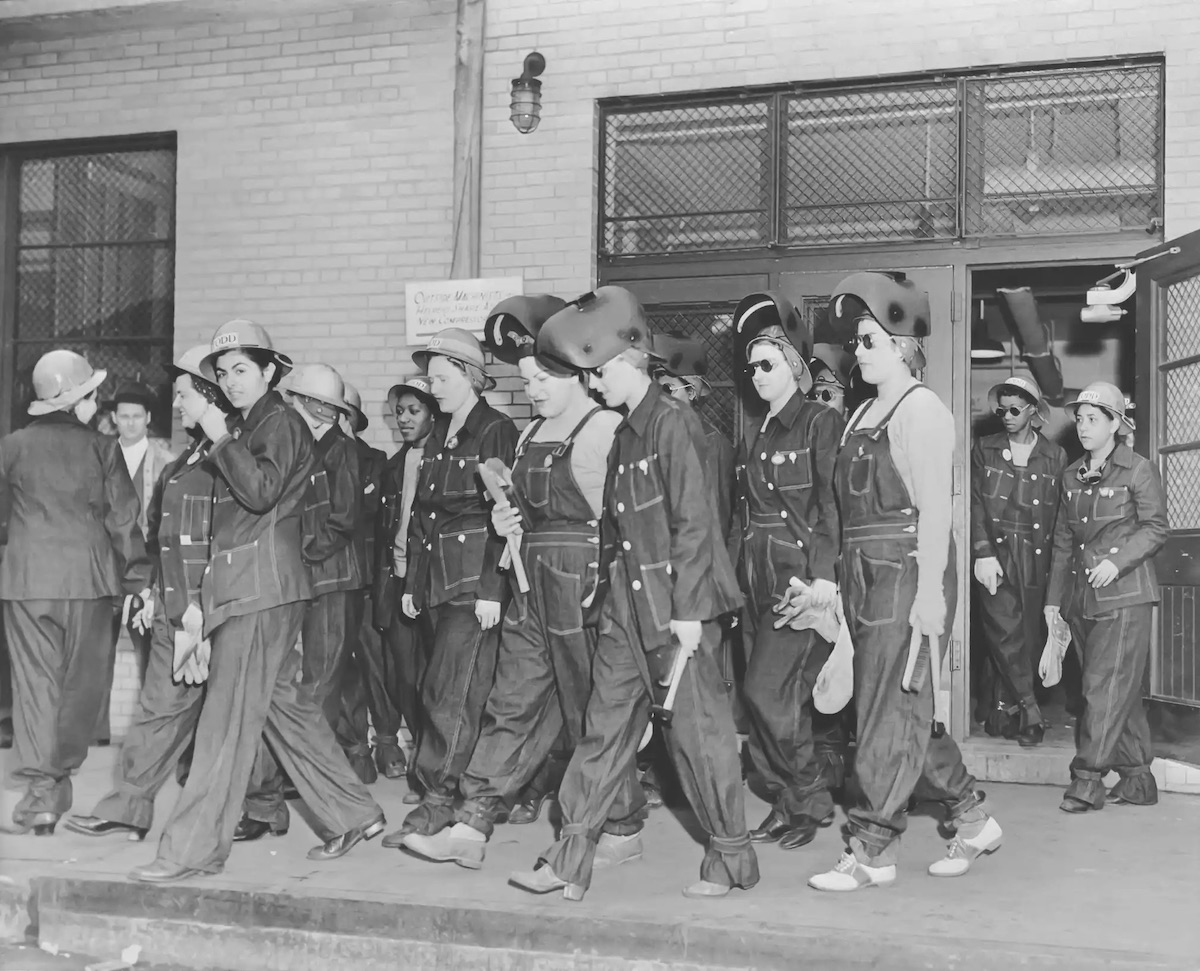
left=301, top=424, right=362, bottom=595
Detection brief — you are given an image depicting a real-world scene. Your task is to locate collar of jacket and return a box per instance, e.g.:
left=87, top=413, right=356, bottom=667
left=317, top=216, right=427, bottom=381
left=235, top=389, right=286, bottom=434
left=1075, top=441, right=1135, bottom=478
left=762, top=390, right=805, bottom=431
left=312, top=421, right=346, bottom=458
left=621, top=380, right=669, bottom=439
left=436, top=396, right=492, bottom=446
left=31, top=411, right=85, bottom=428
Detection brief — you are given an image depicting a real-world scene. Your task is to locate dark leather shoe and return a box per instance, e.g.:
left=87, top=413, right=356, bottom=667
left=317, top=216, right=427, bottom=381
left=749, top=810, right=792, bottom=843
left=128, top=860, right=208, bottom=884
left=347, top=750, right=378, bottom=786
left=1017, top=724, right=1045, bottom=748
left=508, top=792, right=552, bottom=825
left=233, top=816, right=287, bottom=842
left=307, top=813, right=386, bottom=861
left=65, top=815, right=148, bottom=841
left=374, top=740, right=407, bottom=780
left=778, top=815, right=822, bottom=850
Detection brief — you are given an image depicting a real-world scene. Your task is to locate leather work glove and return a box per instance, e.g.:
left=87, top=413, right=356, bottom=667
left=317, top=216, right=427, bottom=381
left=808, top=578, right=839, bottom=611
left=475, top=599, right=502, bottom=630
left=401, top=593, right=419, bottom=619
left=181, top=602, right=204, bottom=642
left=909, top=590, right=946, bottom=638
left=973, top=556, right=1003, bottom=596
left=1086, top=558, right=1119, bottom=589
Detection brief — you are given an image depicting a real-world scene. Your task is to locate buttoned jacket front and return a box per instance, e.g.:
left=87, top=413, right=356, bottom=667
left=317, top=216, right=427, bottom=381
left=736, top=393, right=842, bottom=607
left=148, top=438, right=216, bottom=626
left=300, top=424, right=362, bottom=595
left=1046, top=443, right=1168, bottom=619
left=407, top=398, right=518, bottom=610
left=352, top=435, right=387, bottom=589
left=201, top=390, right=316, bottom=633
left=971, top=431, right=1066, bottom=587
left=593, top=383, right=743, bottom=650
left=0, top=411, right=149, bottom=600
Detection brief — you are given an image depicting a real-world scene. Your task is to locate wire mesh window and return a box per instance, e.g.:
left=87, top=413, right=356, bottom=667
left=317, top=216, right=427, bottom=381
left=599, top=60, right=1163, bottom=257
left=962, top=64, right=1161, bottom=237
left=1160, top=276, right=1200, bottom=532
left=645, top=306, right=739, bottom=440
left=783, top=85, right=958, bottom=245
left=10, top=143, right=176, bottom=433
left=601, top=101, right=771, bottom=257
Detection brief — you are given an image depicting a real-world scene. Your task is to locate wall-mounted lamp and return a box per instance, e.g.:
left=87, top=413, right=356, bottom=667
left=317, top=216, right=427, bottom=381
left=1080, top=245, right=1181, bottom=323
left=510, top=52, right=546, bottom=134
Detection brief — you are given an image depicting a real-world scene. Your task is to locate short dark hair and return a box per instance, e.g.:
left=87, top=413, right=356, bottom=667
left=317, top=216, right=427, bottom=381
left=214, top=347, right=283, bottom=389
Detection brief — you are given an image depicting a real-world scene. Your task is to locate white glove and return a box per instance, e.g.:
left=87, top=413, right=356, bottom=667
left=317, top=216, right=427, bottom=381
left=669, top=619, right=702, bottom=663
left=401, top=593, right=419, bottom=619
left=973, top=557, right=1003, bottom=596
left=475, top=599, right=502, bottom=630
left=1038, top=622, right=1070, bottom=688
left=132, top=593, right=155, bottom=634
left=808, top=578, right=839, bottom=611
left=181, top=602, right=204, bottom=641
left=813, top=611, right=854, bottom=714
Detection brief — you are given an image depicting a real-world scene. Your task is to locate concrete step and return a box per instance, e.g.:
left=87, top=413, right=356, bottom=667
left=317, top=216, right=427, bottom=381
left=2, top=875, right=1189, bottom=971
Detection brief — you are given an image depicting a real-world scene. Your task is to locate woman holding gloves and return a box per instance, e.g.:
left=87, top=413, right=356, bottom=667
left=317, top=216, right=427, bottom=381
left=68, top=345, right=229, bottom=841
left=400, top=295, right=621, bottom=869
left=1045, top=382, right=1167, bottom=812
left=806, top=272, right=1002, bottom=892
left=732, top=291, right=843, bottom=852
left=382, top=328, right=518, bottom=843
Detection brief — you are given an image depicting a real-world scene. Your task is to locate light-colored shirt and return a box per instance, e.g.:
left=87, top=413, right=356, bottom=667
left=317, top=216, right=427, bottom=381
left=524, top=409, right=622, bottom=519
left=393, top=443, right=424, bottom=577
left=1008, top=438, right=1034, bottom=468
left=120, top=436, right=149, bottom=482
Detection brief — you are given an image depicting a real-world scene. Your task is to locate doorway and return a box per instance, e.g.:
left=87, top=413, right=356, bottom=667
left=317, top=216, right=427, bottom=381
left=966, top=263, right=1137, bottom=753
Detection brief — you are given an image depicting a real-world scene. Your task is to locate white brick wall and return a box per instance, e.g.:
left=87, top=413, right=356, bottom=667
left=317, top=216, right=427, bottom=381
left=1, top=0, right=1199, bottom=447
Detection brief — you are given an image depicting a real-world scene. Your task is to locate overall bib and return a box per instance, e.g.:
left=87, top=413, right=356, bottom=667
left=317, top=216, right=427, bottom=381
left=457, top=409, right=603, bottom=834
left=836, top=387, right=979, bottom=865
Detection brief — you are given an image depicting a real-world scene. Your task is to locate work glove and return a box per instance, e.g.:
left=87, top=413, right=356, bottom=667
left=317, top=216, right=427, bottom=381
left=181, top=602, right=204, bottom=641
left=973, top=556, right=1003, bottom=596
left=1038, top=616, right=1071, bottom=688
left=910, top=590, right=946, bottom=638
left=131, top=590, right=155, bottom=634
left=813, top=607, right=853, bottom=714
left=1086, top=558, right=1119, bottom=588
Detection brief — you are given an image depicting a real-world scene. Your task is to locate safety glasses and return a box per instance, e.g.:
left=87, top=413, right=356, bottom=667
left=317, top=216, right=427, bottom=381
left=846, top=333, right=894, bottom=351
left=994, top=404, right=1033, bottom=418
left=746, top=359, right=780, bottom=375
left=812, top=387, right=842, bottom=403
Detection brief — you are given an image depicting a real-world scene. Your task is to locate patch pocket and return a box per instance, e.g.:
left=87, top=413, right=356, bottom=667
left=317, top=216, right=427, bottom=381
left=848, top=453, right=874, bottom=498
left=441, top=453, right=481, bottom=498
left=523, top=464, right=551, bottom=509
left=437, top=527, right=487, bottom=592
left=771, top=448, right=812, bottom=492
left=765, top=533, right=809, bottom=598
left=983, top=465, right=1015, bottom=502
left=854, top=549, right=905, bottom=628
left=1091, top=552, right=1145, bottom=604
left=541, top=561, right=584, bottom=636
left=211, top=541, right=261, bottom=607
left=179, top=495, right=211, bottom=545
left=640, top=560, right=674, bottom=633
left=628, top=457, right=665, bottom=512
left=1094, top=485, right=1131, bottom=523
left=1015, top=470, right=1051, bottom=510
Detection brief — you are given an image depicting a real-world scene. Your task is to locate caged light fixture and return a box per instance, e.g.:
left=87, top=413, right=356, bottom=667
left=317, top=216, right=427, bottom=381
left=510, top=52, right=546, bottom=134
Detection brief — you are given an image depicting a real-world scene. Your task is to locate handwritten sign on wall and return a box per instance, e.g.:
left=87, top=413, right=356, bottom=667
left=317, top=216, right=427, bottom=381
left=405, top=277, right=524, bottom=346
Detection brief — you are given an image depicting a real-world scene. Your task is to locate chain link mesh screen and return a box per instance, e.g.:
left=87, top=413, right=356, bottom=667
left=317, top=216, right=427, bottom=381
left=1165, top=275, right=1200, bottom=362
left=601, top=101, right=771, bottom=256
left=645, top=307, right=738, bottom=440
left=783, top=86, right=957, bottom=244
left=13, top=147, right=176, bottom=432
left=962, top=65, right=1161, bottom=237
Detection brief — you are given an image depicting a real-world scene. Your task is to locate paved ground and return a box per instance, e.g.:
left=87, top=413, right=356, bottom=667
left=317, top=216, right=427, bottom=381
left=1, top=746, right=1198, bottom=967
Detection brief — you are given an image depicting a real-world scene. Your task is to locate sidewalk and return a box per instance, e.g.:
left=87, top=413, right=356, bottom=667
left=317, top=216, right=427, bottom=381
left=1, top=746, right=1198, bottom=970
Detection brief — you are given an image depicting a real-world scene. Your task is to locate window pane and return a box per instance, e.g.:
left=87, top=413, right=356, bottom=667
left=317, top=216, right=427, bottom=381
left=602, top=102, right=771, bottom=256
left=644, top=307, right=738, bottom=440
left=783, top=85, right=958, bottom=244
left=1165, top=275, right=1200, bottom=362
left=963, top=65, right=1161, bottom=236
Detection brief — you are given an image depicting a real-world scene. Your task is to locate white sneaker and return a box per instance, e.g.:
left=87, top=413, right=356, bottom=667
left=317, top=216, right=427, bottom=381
left=808, top=851, right=896, bottom=892
left=928, top=817, right=1003, bottom=877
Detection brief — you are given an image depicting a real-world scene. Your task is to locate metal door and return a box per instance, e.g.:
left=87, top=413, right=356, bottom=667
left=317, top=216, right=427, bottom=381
left=1135, top=231, right=1200, bottom=738
left=778, top=267, right=967, bottom=738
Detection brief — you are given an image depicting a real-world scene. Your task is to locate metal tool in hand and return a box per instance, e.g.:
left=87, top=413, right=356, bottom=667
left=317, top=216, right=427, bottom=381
left=639, top=642, right=690, bottom=750
left=477, top=458, right=530, bottom=593
left=902, top=624, right=947, bottom=738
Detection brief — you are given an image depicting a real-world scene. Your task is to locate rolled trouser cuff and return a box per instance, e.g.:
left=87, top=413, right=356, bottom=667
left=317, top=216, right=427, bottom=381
left=454, top=797, right=506, bottom=838
left=701, top=834, right=759, bottom=890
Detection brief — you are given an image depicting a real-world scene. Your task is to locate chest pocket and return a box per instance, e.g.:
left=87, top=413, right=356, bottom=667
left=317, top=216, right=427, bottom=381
left=981, top=465, right=1016, bottom=502
left=1015, top=470, right=1052, bottom=510
left=770, top=448, right=812, bottom=492
left=518, top=458, right=552, bottom=510
left=1094, top=485, right=1132, bottom=523
left=439, top=452, right=480, bottom=499
left=179, top=494, right=212, bottom=545
left=627, top=455, right=664, bottom=512
left=847, top=450, right=874, bottom=498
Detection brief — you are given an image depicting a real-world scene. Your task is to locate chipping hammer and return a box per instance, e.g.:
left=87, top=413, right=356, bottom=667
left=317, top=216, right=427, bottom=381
left=639, top=636, right=693, bottom=751
left=901, top=623, right=949, bottom=738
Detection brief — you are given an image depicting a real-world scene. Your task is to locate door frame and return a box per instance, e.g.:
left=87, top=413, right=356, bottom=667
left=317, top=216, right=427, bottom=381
left=602, top=235, right=1155, bottom=742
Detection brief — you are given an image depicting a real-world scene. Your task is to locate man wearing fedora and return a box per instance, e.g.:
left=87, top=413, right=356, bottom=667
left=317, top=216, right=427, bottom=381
left=971, top=372, right=1066, bottom=747
left=0, top=350, right=149, bottom=834
left=236, top=363, right=364, bottom=842
left=93, top=381, right=177, bottom=745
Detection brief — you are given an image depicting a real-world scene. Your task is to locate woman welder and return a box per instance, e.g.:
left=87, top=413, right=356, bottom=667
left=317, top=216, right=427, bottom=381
left=508, top=287, right=756, bottom=902
left=801, top=273, right=1003, bottom=892
left=382, top=328, right=518, bottom=844
left=732, top=291, right=843, bottom=852
left=129, top=320, right=384, bottom=883
left=808, top=343, right=856, bottom=417
left=1046, top=382, right=1167, bottom=812
left=67, top=346, right=229, bottom=841
left=401, top=295, right=622, bottom=869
